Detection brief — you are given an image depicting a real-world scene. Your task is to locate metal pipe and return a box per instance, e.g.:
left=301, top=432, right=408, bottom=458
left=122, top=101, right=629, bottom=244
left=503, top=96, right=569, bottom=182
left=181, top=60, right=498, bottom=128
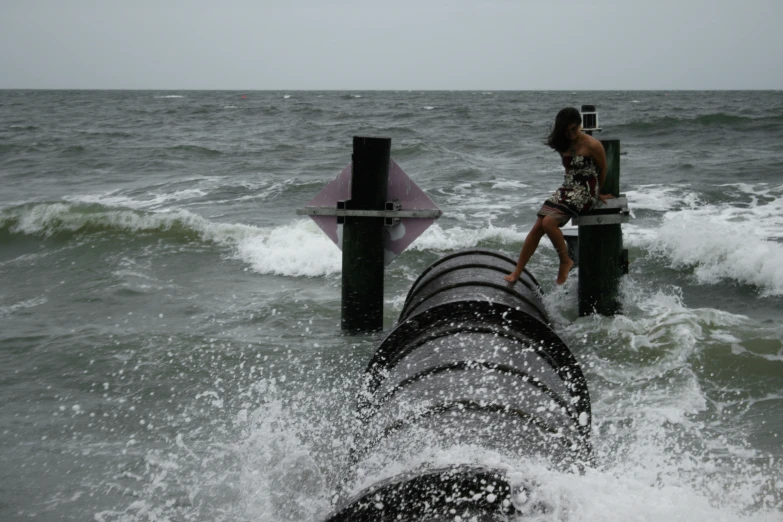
left=326, top=249, right=592, bottom=521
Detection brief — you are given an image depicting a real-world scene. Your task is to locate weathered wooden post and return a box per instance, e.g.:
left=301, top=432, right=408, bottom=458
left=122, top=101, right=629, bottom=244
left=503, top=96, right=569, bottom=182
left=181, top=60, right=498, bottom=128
left=571, top=106, right=630, bottom=316
left=341, top=137, right=391, bottom=332
left=576, top=139, right=626, bottom=315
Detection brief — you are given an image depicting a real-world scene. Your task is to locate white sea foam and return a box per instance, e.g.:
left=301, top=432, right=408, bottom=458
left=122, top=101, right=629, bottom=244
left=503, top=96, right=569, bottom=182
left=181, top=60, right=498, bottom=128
left=0, top=296, right=47, bottom=317
left=731, top=182, right=783, bottom=198
left=245, top=382, right=781, bottom=522
left=385, top=293, right=407, bottom=312
left=549, top=281, right=750, bottom=376
left=623, top=184, right=701, bottom=212
left=490, top=179, right=530, bottom=190
left=422, top=106, right=435, bottom=110
left=65, top=189, right=207, bottom=210
left=536, top=281, right=780, bottom=518
left=61, top=176, right=311, bottom=211
left=616, top=185, right=783, bottom=296
left=95, top=324, right=781, bottom=522
left=410, top=223, right=525, bottom=252
left=621, top=223, right=661, bottom=247
left=234, top=220, right=342, bottom=278
left=154, top=95, right=184, bottom=99
left=710, top=330, right=742, bottom=344
left=651, top=203, right=783, bottom=296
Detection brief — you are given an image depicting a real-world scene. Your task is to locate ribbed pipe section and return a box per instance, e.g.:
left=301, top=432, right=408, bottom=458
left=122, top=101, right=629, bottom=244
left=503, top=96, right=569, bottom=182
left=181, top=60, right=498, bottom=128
left=326, top=249, right=592, bottom=521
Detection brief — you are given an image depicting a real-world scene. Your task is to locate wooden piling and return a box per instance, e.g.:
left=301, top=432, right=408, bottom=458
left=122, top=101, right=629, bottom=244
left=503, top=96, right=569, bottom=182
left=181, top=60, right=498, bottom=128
left=577, top=140, right=624, bottom=316
left=341, top=137, right=391, bottom=332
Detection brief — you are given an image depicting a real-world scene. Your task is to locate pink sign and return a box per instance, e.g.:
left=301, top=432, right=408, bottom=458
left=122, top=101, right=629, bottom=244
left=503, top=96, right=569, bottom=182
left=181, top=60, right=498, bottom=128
left=305, top=160, right=440, bottom=265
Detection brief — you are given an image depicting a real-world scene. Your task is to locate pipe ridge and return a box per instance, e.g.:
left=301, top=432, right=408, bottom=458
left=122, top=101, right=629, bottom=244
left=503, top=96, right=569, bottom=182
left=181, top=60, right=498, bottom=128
left=402, top=248, right=541, bottom=305
left=401, top=262, right=541, bottom=312
left=371, top=360, right=578, bottom=424
left=401, top=279, right=548, bottom=324
left=351, top=399, right=570, bottom=468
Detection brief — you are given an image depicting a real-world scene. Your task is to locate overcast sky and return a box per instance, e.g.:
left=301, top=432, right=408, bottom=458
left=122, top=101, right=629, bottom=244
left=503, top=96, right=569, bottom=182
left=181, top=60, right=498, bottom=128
left=1, top=0, right=781, bottom=90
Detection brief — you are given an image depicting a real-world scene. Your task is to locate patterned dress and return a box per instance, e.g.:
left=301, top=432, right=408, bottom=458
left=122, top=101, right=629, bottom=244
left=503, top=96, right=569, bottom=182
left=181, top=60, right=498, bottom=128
left=537, top=148, right=599, bottom=226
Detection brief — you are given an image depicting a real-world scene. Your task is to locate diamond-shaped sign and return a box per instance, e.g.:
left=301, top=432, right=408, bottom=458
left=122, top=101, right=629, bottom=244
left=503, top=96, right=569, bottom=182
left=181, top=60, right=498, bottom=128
left=305, top=159, right=440, bottom=265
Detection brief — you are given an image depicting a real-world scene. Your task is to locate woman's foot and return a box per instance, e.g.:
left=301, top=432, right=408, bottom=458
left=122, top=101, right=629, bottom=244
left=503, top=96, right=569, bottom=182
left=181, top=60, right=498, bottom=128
left=556, top=258, right=574, bottom=285
left=504, top=271, right=521, bottom=283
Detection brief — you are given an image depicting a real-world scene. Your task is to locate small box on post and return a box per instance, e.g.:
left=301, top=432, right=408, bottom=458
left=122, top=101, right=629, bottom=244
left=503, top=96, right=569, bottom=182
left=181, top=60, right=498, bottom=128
left=581, top=104, right=601, bottom=135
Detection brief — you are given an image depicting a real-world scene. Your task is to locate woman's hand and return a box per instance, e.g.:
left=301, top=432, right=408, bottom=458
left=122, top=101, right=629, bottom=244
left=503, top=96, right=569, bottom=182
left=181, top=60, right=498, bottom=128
left=597, top=193, right=615, bottom=204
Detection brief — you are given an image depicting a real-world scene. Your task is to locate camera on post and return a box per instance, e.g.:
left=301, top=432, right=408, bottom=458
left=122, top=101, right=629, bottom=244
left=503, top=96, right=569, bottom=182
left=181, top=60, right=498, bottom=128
left=580, top=104, right=601, bottom=135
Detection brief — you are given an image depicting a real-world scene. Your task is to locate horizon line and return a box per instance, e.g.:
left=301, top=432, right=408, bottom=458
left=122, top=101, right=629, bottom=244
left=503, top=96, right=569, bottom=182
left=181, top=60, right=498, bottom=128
left=1, top=87, right=781, bottom=92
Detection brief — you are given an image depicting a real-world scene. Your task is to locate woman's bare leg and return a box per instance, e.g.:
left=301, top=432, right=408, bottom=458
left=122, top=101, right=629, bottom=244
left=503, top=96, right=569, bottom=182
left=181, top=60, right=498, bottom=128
left=541, top=216, right=574, bottom=284
left=504, top=217, right=546, bottom=283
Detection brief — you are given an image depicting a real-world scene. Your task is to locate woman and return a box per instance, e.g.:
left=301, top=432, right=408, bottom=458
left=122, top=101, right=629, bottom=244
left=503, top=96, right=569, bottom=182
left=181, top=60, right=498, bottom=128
left=504, top=107, right=613, bottom=285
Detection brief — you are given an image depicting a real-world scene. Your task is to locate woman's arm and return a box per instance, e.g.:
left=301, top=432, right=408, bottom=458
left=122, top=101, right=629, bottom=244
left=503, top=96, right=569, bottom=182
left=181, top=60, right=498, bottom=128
left=590, top=138, right=613, bottom=202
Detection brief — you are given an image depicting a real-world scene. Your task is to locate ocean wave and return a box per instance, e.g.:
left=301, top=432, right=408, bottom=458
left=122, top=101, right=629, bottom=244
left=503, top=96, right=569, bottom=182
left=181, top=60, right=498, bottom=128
left=390, top=143, right=429, bottom=158
left=617, top=112, right=783, bottom=134
left=623, top=185, right=702, bottom=212
left=64, top=176, right=329, bottom=210
left=78, top=130, right=134, bottom=139
left=238, top=222, right=528, bottom=277
left=694, top=113, right=750, bottom=124
left=0, top=296, right=48, bottom=318
left=181, top=106, right=211, bottom=116
left=491, top=179, right=531, bottom=191
left=234, top=220, right=341, bottom=278
left=0, top=143, right=18, bottom=154
left=60, top=145, right=87, bottom=155
left=64, top=188, right=209, bottom=210
left=0, top=201, right=525, bottom=276
left=641, top=193, right=783, bottom=296
left=0, top=202, right=341, bottom=278
left=167, top=144, right=223, bottom=156
left=411, top=223, right=525, bottom=251
left=0, top=202, right=260, bottom=244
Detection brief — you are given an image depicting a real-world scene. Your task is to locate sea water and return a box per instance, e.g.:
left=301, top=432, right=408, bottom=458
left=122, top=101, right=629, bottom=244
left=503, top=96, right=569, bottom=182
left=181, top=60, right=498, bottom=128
left=1, top=90, right=781, bottom=521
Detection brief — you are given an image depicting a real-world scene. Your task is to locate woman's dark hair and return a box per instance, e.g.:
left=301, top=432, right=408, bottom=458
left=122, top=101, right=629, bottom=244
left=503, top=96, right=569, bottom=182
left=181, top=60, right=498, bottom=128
left=547, top=107, right=582, bottom=153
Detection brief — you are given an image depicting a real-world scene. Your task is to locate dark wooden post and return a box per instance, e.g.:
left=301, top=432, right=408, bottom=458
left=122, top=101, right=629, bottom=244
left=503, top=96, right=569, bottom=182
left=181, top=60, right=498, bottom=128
left=341, top=137, right=391, bottom=332
left=578, top=140, right=624, bottom=316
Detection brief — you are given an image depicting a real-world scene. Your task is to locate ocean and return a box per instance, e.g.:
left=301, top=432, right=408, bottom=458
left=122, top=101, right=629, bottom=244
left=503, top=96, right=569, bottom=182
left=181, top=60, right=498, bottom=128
left=1, top=90, right=781, bottom=521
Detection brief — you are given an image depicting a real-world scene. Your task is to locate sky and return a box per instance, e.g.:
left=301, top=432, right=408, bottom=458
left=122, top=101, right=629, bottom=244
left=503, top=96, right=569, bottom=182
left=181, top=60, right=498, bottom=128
left=1, top=0, right=781, bottom=90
